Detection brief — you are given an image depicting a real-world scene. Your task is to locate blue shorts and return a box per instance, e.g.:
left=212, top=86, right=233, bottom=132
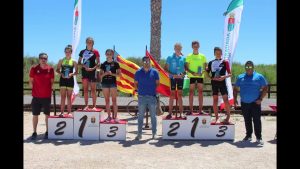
left=101, top=83, right=117, bottom=88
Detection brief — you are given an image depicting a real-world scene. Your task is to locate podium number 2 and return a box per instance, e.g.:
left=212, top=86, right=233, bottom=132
left=167, top=122, right=180, bottom=136
left=216, top=126, right=228, bottom=137
left=107, top=126, right=118, bottom=137
left=55, top=121, right=66, bottom=135
left=78, top=115, right=88, bottom=137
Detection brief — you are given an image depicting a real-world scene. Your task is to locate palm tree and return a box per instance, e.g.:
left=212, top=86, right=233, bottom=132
left=150, top=0, right=162, bottom=62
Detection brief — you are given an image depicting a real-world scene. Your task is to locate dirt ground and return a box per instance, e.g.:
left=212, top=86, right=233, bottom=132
left=24, top=111, right=276, bottom=169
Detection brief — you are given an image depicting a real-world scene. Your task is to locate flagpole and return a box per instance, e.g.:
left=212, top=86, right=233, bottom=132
left=143, top=45, right=150, bottom=130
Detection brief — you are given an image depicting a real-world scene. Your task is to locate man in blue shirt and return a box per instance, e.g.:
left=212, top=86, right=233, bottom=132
left=134, top=56, right=160, bottom=140
left=164, top=43, right=185, bottom=119
left=233, top=61, right=268, bottom=146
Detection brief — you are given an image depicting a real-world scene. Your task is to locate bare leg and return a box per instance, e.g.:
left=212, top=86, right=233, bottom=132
left=222, top=94, right=231, bottom=122
left=66, top=89, right=73, bottom=114
left=91, top=82, right=97, bottom=108
left=33, top=115, right=38, bottom=133
left=189, top=84, right=196, bottom=112
left=82, top=79, right=89, bottom=109
left=197, top=83, right=204, bottom=112
left=213, top=95, right=219, bottom=122
left=168, top=90, right=175, bottom=115
left=102, top=88, right=111, bottom=118
left=177, top=90, right=183, bottom=116
left=111, top=88, right=118, bottom=118
left=60, top=88, right=67, bottom=114
left=45, top=115, right=49, bottom=132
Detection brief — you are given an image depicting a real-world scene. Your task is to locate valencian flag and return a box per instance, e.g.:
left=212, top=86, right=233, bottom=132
left=146, top=50, right=171, bottom=97
left=115, top=51, right=140, bottom=97
left=219, top=0, right=244, bottom=110
left=71, top=0, right=82, bottom=103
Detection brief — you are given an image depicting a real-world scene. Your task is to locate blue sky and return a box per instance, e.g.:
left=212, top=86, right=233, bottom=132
left=24, top=0, right=276, bottom=65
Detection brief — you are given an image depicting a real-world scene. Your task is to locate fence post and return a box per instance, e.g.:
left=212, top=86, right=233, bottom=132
left=268, top=85, right=271, bottom=98
left=53, top=89, right=56, bottom=115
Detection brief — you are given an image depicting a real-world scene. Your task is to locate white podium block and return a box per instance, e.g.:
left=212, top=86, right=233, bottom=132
left=99, top=119, right=127, bottom=140
left=162, top=113, right=235, bottom=140
left=73, top=110, right=101, bottom=140
left=162, top=117, right=190, bottom=140
left=205, top=122, right=235, bottom=140
left=48, top=114, right=74, bottom=139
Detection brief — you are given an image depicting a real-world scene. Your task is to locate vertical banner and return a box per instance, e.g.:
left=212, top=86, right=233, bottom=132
left=220, top=0, right=244, bottom=110
left=71, top=0, right=82, bottom=103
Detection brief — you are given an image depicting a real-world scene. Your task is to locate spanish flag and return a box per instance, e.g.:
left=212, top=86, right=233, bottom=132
left=146, top=50, right=171, bottom=97
left=115, top=51, right=139, bottom=96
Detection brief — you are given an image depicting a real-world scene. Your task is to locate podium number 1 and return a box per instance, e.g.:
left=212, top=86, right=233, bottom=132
left=78, top=115, right=88, bottom=137
left=191, top=117, right=199, bottom=137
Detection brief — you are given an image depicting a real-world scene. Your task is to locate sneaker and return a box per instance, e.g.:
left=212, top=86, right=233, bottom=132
left=114, top=118, right=119, bottom=123
left=165, top=113, right=172, bottom=119
left=91, top=107, right=98, bottom=111
left=135, top=135, right=142, bottom=140
left=242, top=136, right=252, bottom=141
left=44, top=132, right=48, bottom=139
left=31, top=132, right=37, bottom=140
left=200, top=111, right=209, bottom=115
left=83, top=106, right=89, bottom=111
left=186, top=111, right=192, bottom=116
left=105, top=116, right=112, bottom=122
left=256, top=139, right=264, bottom=146
left=58, top=113, right=64, bottom=117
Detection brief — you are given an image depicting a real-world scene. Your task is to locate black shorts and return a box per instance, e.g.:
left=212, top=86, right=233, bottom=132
left=212, top=83, right=228, bottom=95
left=82, top=69, right=97, bottom=82
left=59, top=77, right=74, bottom=89
left=170, top=78, right=184, bottom=90
left=31, top=97, right=51, bottom=115
left=190, top=78, right=203, bottom=84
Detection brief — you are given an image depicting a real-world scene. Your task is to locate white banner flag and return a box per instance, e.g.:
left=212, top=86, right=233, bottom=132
left=71, top=0, right=82, bottom=103
left=220, top=0, right=244, bottom=110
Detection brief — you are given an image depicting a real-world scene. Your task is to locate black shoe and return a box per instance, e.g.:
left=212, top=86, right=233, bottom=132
left=165, top=114, right=172, bottom=119
left=31, top=132, right=37, bottom=140
left=44, top=132, right=48, bottom=139
left=242, top=136, right=252, bottom=141
left=186, top=111, right=192, bottom=115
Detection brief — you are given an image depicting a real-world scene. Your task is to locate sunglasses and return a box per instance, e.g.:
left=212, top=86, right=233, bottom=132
left=40, top=57, right=48, bottom=60
left=245, top=66, right=253, bottom=69
left=143, top=61, right=150, bottom=63
left=65, top=51, right=71, bottom=54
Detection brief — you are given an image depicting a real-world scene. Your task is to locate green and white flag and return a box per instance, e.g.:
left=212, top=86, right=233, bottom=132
left=220, top=0, right=244, bottom=109
left=71, top=0, right=82, bottom=103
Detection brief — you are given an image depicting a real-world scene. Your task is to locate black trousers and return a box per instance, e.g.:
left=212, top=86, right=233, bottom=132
left=241, top=102, right=262, bottom=139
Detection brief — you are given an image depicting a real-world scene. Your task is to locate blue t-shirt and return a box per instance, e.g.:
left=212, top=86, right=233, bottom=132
left=166, top=53, right=185, bottom=75
left=134, top=67, right=160, bottom=96
left=235, top=71, right=268, bottom=103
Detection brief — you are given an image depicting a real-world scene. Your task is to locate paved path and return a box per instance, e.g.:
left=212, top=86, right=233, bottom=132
left=24, top=111, right=276, bottom=169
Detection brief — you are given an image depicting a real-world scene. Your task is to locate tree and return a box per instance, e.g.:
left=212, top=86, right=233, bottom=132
left=150, top=0, right=162, bottom=62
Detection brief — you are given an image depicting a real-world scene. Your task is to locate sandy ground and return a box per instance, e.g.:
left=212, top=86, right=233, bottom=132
left=24, top=111, right=276, bottom=169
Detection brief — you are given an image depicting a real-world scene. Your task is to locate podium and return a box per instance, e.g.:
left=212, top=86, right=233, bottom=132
left=48, top=114, right=74, bottom=139
left=162, top=113, right=235, bottom=140
left=99, top=119, right=127, bottom=140
left=73, top=109, right=102, bottom=140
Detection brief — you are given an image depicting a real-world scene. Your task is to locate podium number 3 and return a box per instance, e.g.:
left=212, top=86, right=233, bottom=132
left=107, top=126, right=118, bottom=137
left=216, top=126, right=228, bottom=137
left=78, top=115, right=88, bottom=137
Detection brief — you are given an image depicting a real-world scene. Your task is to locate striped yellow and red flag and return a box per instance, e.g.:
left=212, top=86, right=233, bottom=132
left=115, top=51, right=139, bottom=96
left=146, top=50, right=171, bottom=97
